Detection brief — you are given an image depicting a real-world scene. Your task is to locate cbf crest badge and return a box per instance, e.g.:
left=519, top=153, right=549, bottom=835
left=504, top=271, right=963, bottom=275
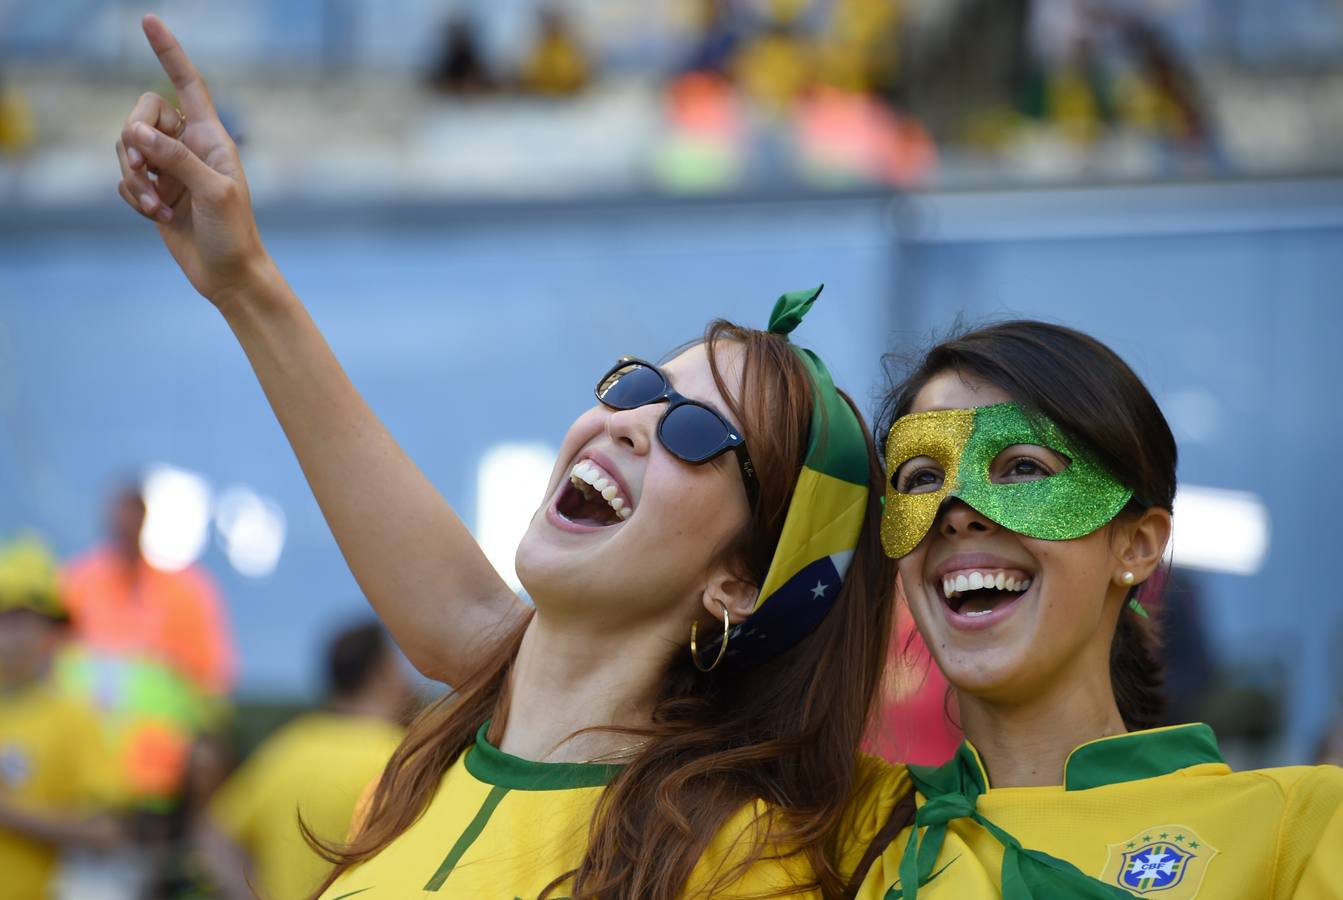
left=1101, top=825, right=1218, bottom=898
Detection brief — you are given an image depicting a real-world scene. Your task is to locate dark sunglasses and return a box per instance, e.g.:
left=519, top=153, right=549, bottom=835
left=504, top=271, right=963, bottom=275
left=595, top=357, right=758, bottom=508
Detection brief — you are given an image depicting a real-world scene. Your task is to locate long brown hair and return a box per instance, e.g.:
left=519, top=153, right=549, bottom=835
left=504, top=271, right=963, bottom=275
left=307, top=319, right=896, bottom=899
left=879, top=319, right=1176, bottom=730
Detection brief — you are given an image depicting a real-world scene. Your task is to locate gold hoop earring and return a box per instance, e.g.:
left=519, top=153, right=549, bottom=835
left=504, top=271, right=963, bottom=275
left=690, top=600, right=731, bottom=673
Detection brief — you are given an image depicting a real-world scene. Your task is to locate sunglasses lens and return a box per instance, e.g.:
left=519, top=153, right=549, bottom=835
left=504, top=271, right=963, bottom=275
left=598, top=363, right=665, bottom=410
left=660, top=403, right=733, bottom=463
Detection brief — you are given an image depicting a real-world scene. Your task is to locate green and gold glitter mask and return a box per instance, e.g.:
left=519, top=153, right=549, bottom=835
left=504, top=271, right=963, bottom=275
left=881, top=402, right=1133, bottom=558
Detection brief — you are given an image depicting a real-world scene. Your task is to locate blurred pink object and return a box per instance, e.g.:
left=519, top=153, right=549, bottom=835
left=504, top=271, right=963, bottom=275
left=864, top=603, right=962, bottom=766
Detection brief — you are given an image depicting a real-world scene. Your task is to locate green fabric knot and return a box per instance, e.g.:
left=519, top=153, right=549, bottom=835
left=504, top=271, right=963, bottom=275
left=915, top=793, right=976, bottom=823
left=885, top=745, right=1137, bottom=900
left=767, top=284, right=825, bottom=338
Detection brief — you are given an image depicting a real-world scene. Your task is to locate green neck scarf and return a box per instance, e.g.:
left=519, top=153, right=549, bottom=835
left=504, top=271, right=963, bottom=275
left=888, top=725, right=1226, bottom=899
left=891, top=745, right=1133, bottom=899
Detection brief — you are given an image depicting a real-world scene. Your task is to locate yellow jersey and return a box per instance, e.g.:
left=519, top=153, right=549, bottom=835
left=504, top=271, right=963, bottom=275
left=0, top=675, right=117, bottom=900
left=209, top=711, right=403, bottom=900
left=854, top=723, right=1343, bottom=899
left=321, top=722, right=901, bottom=899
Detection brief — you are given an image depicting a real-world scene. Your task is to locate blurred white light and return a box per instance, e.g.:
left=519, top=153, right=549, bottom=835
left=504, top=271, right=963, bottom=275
left=140, top=465, right=213, bottom=572
left=1169, top=485, right=1271, bottom=576
left=215, top=486, right=287, bottom=579
left=476, top=443, right=556, bottom=593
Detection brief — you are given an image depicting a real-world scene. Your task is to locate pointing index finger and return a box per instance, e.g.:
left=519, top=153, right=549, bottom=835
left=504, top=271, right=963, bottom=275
left=141, top=14, right=216, bottom=122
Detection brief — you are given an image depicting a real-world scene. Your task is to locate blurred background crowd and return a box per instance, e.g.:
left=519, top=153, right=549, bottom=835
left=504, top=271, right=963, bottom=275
left=3, top=0, right=1343, bottom=197
left=2, top=0, right=1342, bottom=897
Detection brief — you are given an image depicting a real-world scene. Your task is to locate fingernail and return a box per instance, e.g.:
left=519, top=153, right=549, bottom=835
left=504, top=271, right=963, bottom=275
left=155, top=207, right=173, bottom=224
left=139, top=193, right=157, bottom=212
left=128, top=146, right=144, bottom=167
left=133, top=122, right=156, bottom=145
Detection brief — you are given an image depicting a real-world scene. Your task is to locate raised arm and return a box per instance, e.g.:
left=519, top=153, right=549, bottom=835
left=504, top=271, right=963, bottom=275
left=114, top=15, right=526, bottom=683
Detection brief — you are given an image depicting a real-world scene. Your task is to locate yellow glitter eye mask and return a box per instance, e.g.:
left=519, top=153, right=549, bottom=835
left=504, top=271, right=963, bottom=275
left=881, top=402, right=1133, bottom=558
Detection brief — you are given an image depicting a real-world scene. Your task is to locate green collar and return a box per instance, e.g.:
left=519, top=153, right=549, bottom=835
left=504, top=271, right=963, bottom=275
left=889, top=724, right=1227, bottom=899
left=463, top=721, right=623, bottom=791
left=960, top=723, right=1227, bottom=792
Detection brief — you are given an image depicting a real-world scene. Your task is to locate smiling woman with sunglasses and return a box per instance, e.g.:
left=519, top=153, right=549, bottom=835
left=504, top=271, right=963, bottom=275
left=113, top=17, right=907, bottom=899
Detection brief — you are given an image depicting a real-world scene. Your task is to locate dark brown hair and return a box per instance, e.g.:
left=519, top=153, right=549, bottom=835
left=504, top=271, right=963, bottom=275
left=307, top=319, right=896, bottom=899
left=878, top=319, right=1176, bottom=731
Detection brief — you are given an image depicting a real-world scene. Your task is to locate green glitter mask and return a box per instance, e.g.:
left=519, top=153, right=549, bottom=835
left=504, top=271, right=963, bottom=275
left=881, top=402, right=1133, bottom=558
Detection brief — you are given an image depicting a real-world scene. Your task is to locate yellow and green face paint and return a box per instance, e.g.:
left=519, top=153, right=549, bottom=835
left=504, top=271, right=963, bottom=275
left=881, top=402, right=1133, bottom=559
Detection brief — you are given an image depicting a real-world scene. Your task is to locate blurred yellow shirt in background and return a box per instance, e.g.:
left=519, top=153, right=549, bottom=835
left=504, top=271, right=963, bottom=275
left=0, top=677, right=118, bottom=900
left=209, top=711, right=402, bottom=900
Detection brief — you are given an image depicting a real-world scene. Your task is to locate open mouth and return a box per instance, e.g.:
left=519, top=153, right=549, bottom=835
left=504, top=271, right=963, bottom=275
left=939, top=570, right=1033, bottom=618
left=555, top=458, right=633, bottom=528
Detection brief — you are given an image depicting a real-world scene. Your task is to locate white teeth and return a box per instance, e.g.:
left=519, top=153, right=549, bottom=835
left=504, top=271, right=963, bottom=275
left=940, top=570, right=1033, bottom=600
left=567, top=459, right=634, bottom=521
left=963, top=608, right=994, bottom=617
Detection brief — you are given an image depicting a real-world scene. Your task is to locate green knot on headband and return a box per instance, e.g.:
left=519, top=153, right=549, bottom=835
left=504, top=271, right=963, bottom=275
left=724, top=284, right=874, bottom=663
left=767, top=284, right=823, bottom=338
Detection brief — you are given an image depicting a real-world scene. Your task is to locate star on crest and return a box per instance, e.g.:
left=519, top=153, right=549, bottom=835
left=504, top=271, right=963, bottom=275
left=810, top=580, right=830, bottom=600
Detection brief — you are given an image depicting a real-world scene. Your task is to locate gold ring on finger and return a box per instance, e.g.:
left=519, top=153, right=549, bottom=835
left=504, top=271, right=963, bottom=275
left=173, top=111, right=187, bottom=138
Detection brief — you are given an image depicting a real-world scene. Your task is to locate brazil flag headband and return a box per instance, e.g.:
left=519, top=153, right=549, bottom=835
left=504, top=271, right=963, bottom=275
left=724, top=285, right=872, bottom=663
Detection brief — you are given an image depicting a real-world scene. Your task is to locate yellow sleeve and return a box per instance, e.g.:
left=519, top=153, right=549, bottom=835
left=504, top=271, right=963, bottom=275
left=1276, top=765, right=1343, bottom=899
left=684, top=800, right=823, bottom=899
left=838, top=756, right=912, bottom=881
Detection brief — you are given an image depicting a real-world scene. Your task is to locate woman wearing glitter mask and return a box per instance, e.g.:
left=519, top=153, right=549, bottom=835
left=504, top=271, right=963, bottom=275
left=848, top=321, right=1343, bottom=898
left=113, top=16, right=908, bottom=899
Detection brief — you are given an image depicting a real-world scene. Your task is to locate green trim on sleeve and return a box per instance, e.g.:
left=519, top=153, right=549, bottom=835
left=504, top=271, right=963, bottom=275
left=464, top=722, right=623, bottom=791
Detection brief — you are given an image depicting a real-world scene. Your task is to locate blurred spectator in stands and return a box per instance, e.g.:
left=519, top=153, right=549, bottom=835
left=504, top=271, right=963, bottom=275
left=428, top=15, right=496, bottom=95
left=815, top=0, right=901, bottom=95
left=61, top=483, right=234, bottom=698
left=1102, top=5, right=1216, bottom=159
left=520, top=7, right=591, bottom=96
left=889, top=0, right=1027, bottom=152
left=1020, top=0, right=1112, bottom=145
left=681, top=0, right=743, bottom=78
left=653, top=69, right=747, bottom=192
left=58, top=482, right=234, bottom=814
left=0, top=535, right=125, bottom=900
left=201, top=620, right=411, bottom=900
left=0, top=71, right=37, bottom=156
left=734, top=13, right=813, bottom=114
